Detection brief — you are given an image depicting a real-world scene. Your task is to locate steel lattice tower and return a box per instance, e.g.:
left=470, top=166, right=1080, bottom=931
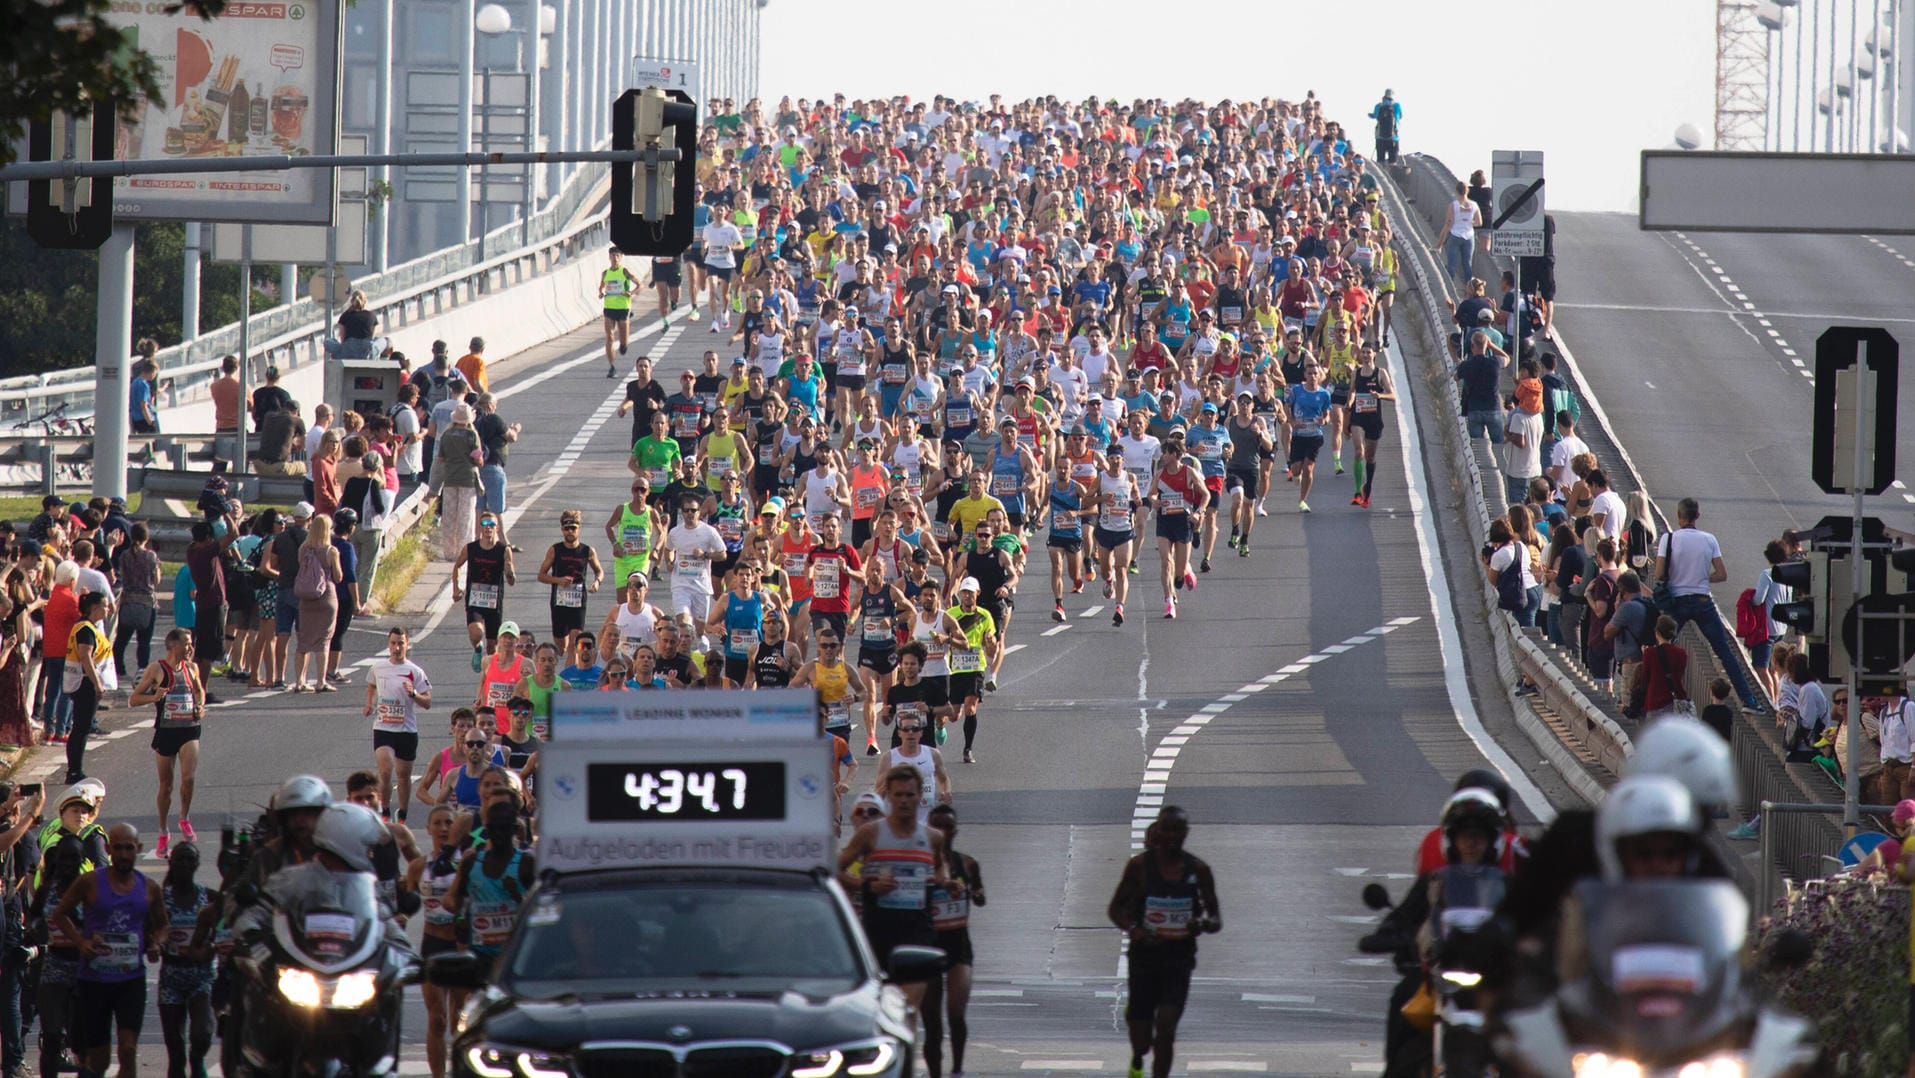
left=1718, top=0, right=1774, bottom=148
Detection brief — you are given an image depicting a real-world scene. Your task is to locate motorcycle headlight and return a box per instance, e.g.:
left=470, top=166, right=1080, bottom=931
left=330, top=971, right=379, bottom=1009
left=792, top=1038, right=901, bottom=1078
left=462, top=1045, right=570, bottom=1078
left=277, top=967, right=323, bottom=1008
left=1572, top=1054, right=1644, bottom=1078
left=1439, top=969, right=1483, bottom=987
left=1677, top=1058, right=1746, bottom=1078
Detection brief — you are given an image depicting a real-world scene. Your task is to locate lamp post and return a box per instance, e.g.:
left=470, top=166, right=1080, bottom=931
left=475, top=2, right=544, bottom=248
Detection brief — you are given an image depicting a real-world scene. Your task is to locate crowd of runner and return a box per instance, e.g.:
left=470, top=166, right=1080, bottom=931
left=0, top=89, right=1403, bottom=1078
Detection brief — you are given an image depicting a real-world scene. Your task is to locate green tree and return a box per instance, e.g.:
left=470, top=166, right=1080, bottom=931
left=0, top=0, right=231, bottom=165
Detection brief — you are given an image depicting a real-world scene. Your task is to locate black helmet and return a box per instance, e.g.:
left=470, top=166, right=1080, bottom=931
left=333, top=508, right=359, bottom=531
left=1453, top=768, right=1512, bottom=817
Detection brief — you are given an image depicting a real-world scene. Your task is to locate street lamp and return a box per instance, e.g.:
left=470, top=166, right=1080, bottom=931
left=1673, top=123, right=1704, bottom=150
left=475, top=2, right=540, bottom=247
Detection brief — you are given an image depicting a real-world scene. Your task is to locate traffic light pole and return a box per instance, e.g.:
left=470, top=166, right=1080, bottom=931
left=1843, top=358, right=1872, bottom=833
left=0, top=148, right=675, bottom=183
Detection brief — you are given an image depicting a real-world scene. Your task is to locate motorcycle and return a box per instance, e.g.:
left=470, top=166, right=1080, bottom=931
left=1495, top=878, right=1819, bottom=1077
left=231, top=862, right=416, bottom=1078
left=1361, top=864, right=1507, bottom=1078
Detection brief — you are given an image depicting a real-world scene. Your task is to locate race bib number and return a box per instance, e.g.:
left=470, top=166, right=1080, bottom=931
left=1143, top=895, right=1194, bottom=940
left=863, top=616, right=893, bottom=642
left=1221, top=305, right=1243, bottom=324
left=376, top=696, right=408, bottom=727
left=91, top=932, right=142, bottom=976
left=1374, top=271, right=1393, bottom=289
left=1196, top=440, right=1223, bottom=460
left=1158, top=490, right=1187, bottom=514
left=782, top=551, right=808, bottom=576
left=165, top=925, right=195, bottom=957
left=673, top=413, right=701, bottom=438
left=674, top=557, right=707, bottom=583
left=950, top=648, right=984, bottom=674
left=883, top=366, right=908, bottom=385
left=991, top=473, right=1020, bottom=497
left=856, top=486, right=883, bottom=510
left=931, top=889, right=970, bottom=930
left=728, top=628, right=760, bottom=654
left=824, top=699, right=850, bottom=730
left=472, top=901, right=517, bottom=948
left=709, top=456, right=735, bottom=477
left=947, top=406, right=972, bottom=426
left=620, top=526, right=650, bottom=556
left=602, top=275, right=626, bottom=296
left=1052, top=508, right=1079, bottom=533
left=814, top=561, right=842, bottom=599
left=162, top=689, right=201, bottom=727
left=1353, top=393, right=1379, bottom=414
left=874, top=862, right=928, bottom=911
left=487, top=681, right=513, bottom=707
left=931, top=522, right=953, bottom=543
left=556, top=583, right=585, bottom=608
left=838, top=354, right=865, bottom=376
left=467, top=584, right=500, bottom=610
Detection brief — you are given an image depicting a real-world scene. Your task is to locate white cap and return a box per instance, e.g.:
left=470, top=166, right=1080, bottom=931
left=957, top=576, right=982, bottom=593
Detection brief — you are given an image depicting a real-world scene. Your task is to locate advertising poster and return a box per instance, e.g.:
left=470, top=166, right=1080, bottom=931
left=107, top=0, right=342, bottom=224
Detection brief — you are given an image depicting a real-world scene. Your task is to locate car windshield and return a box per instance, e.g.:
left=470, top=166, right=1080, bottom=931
left=505, top=884, right=862, bottom=996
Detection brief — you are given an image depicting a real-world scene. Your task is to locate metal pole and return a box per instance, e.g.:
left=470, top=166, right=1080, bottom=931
left=1873, top=0, right=1884, bottom=149
left=1814, top=0, right=1824, bottom=148
left=520, top=31, right=535, bottom=246
left=372, top=0, right=394, bottom=272
left=480, top=61, right=491, bottom=260
left=1844, top=351, right=1871, bottom=833
left=323, top=226, right=338, bottom=355
left=1892, top=0, right=1902, bottom=150
left=238, top=226, right=253, bottom=476
left=182, top=222, right=202, bottom=341
left=93, top=223, right=135, bottom=501
left=1852, top=0, right=1863, bottom=150
left=1831, top=0, right=1842, bottom=149
left=457, top=0, right=476, bottom=245
left=1798, top=0, right=1809, bottom=148
left=1758, top=800, right=1775, bottom=913
left=281, top=264, right=297, bottom=309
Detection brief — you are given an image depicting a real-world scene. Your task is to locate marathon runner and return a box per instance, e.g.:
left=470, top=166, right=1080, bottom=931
left=598, top=247, right=638, bottom=377
left=364, top=627, right=433, bottom=823
left=662, top=496, right=726, bottom=624
left=651, top=252, right=682, bottom=330
left=923, top=801, right=984, bottom=1078
left=1045, top=462, right=1092, bottom=620
left=451, top=515, right=516, bottom=673
left=536, top=511, right=603, bottom=653
left=793, top=630, right=860, bottom=743
left=707, top=562, right=770, bottom=688
left=875, top=705, right=950, bottom=819
left=945, top=579, right=997, bottom=764
left=599, top=572, right=664, bottom=661
left=1091, top=447, right=1143, bottom=625
left=126, top=628, right=204, bottom=858
left=1285, top=362, right=1333, bottom=514
left=1108, top=807, right=1222, bottom=1078
left=1347, top=344, right=1397, bottom=508
left=836, top=765, right=951, bottom=1034
left=1151, top=432, right=1209, bottom=619
left=855, top=559, right=909, bottom=752
left=1223, top=394, right=1275, bottom=557
left=1183, top=403, right=1229, bottom=573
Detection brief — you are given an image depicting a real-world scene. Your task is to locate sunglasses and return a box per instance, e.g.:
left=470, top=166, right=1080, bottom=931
left=853, top=807, right=884, bottom=818
left=819, top=642, right=842, bottom=650
left=561, top=524, right=580, bottom=530
left=465, top=740, right=489, bottom=748
left=899, top=725, right=925, bottom=733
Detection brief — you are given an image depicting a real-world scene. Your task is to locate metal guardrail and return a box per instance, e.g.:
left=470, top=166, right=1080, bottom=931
left=1374, top=164, right=1633, bottom=804
left=1385, top=153, right=1838, bottom=887
left=0, top=158, right=612, bottom=421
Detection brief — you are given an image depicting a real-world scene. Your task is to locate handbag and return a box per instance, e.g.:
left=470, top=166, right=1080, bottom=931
left=1655, top=645, right=1696, bottom=716
left=1399, top=979, right=1436, bottom=1032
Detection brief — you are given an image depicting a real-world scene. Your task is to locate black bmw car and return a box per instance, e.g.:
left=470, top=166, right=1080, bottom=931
left=427, top=866, right=943, bottom=1078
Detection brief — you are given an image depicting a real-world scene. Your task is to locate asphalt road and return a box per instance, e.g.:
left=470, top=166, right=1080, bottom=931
left=21, top=297, right=1562, bottom=1076
left=1550, top=212, right=1915, bottom=597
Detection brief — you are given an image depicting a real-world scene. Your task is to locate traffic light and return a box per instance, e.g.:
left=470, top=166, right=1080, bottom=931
left=1769, top=553, right=1826, bottom=639
left=610, top=88, right=697, bottom=256
left=1846, top=546, right=1915, bottom=692
left=26, top=101, right=116, bottom=251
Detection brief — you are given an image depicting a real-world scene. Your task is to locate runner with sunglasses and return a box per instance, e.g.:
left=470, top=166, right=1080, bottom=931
left=536, top=510, right=603, bottom=654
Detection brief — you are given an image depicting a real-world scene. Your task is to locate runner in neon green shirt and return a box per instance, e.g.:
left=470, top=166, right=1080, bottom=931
left=598, top=247, right=639, bottom=378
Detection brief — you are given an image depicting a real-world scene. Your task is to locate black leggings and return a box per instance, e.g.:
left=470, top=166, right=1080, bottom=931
left=37, top=973, right=76, bottom=1078
left=331, top=603, right=355, bottom=653
left=962, top=711, right=979, bottom=752
left=161, top=996, right=214, bottom=1078
left=65, top=680, right=99, bottom=782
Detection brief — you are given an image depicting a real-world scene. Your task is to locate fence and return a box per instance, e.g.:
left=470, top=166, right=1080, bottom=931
left=1381, top=154, right=1846, bottom=891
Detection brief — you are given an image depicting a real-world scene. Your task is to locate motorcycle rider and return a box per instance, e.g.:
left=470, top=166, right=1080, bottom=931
left=1361, top=789, right=1505, bottom=1078
left=228, top=774, right=333, bottom=914
left=1413, top=769, right=1526, bottom=876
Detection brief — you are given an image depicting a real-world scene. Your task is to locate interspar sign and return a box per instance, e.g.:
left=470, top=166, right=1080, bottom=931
left=106, top=0, right=343, bottom=224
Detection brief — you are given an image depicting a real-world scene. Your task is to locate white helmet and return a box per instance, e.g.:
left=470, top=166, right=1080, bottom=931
left=1626, top=716, right=1738, bottom=808
left=1595, top=774, right=1700, bottom=882
left=55, top=778, right=106, bottom=814
left=312, top=803, right=390, bottom=873
left=272, top=774, right=333, bottom=815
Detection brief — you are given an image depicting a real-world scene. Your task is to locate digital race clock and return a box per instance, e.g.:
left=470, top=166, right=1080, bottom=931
left=586, top=761, right=787, bottom=821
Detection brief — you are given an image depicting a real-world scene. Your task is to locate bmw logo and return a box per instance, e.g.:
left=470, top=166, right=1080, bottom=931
left=668, top=1025, right=692, bottom=1041
left=796, top=773, right=823, bottom=800
left=551, top=775, right=578, bottom=800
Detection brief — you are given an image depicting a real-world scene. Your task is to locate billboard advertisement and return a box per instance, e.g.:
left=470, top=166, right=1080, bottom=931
left=106, top=0, right=343, bottom=224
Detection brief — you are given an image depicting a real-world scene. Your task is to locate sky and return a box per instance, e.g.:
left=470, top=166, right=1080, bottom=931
left=757, top=0, right=1719, bottom=214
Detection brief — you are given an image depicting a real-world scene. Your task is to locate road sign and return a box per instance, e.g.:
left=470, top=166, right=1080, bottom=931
left=631, top=56, right=701, bottom=102
left=1641, top=151, right=1915, bottom=233
left=1811, top=326, right=1899, bottom=495
left=1490, top=150, right=1544, bottom=257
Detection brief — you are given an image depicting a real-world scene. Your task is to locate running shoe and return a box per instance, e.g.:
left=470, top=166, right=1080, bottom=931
left=471, top=646, right=484, bottom=673
left=709, top=321, right=720, bottom=333
left=1103, top=579, right=1114, bottom=599
left=1727, top=821, right=1760, bottom=840
left=155, top=832, right=170, bottom=859
left=1229, top=527, right=1240, bottom=547
left=866, top=744, right=879, bottom=757
left=1299, top=500, right=1312, bottom=513
left=661, top=317, right=670, bottom=329
left=1199, top=557, right=1211, bottom=574
left=1071, top=577, right=1085, bottom=595
left=606, top=367, right=616, bottom=378
left=328, top=671, right=351, bottom=684
left=963, top=750, right=976, bottom=764
left=1334, top=455, right=1344, bottom=475
left=210, top=661, right=231, bottom=677
left=619, top=341, right=628, bottom=356
left=1113, top=603, right=1125, bottom=626
left=179, top=819, right=197, bottom=845
left=1239, top=541, right=1250, bottom=557
left=1183, top=569, right=1198, bottom=591
left=1053, top=604, right=1065, bottom=623
left=1164, top=598, right=1176, bottom=619
left=1351, top=494, right=1364, bottom=506
left=1129, top=1066, right=1145, bottom=1078
left=1256, top=499, right=1269, bottom=517
left=689, top=306, right=701, bottom=321
left=984, top=676, right=997, bottom=693
left=1128, top=560, right=1139, bottom=575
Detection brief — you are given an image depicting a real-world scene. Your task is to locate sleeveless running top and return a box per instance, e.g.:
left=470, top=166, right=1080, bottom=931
left=612, top=602, right=659, bottom=656
left=80, top=868, right=151, bottom=982
left=1097, top=471, right=1135, bottom=532
left=463, top=542, right=507, bottom=610
left=466, top=848, right=526, bottom=956
left=864, top=819, right=935, bottom=916
left=721, top=590, right=765, bottom=659
left=548, top=541, right=592, bottom=611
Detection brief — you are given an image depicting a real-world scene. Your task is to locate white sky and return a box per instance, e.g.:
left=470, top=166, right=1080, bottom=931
left=757, top=0, right=1718, bottom=214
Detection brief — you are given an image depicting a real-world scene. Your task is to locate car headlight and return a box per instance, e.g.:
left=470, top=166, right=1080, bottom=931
left=792, top=1038, right=901, bottom=1078
left=1572, top=1054, right=1644, bottom=1078
left=1677, top=1058, right=1746, bottom=1078
left=331, top=971, right=379, bottom=1009
left=277, top=968, right=323, bottom=1008
left=462, top=1045, right=570, bottom=1078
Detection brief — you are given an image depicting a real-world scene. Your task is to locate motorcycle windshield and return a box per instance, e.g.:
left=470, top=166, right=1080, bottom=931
left=266, top=863, right=380, bottom=966
left=1566, top=878, right=1749, bottom=1061
left=1433, top=864, right=1505, bottom=937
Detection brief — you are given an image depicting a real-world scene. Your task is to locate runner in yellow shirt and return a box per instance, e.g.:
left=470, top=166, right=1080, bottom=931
left=599, top=247, right=639, bottom=378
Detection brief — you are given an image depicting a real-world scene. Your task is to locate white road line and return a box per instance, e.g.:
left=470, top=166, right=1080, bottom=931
left=1020, top=1062, right=1102, bottom=1072
left=1041, top=624, right=1070, bottom=637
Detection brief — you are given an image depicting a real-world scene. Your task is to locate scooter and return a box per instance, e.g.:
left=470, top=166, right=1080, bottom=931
left=1495, top=877, right=1820, bottom=1077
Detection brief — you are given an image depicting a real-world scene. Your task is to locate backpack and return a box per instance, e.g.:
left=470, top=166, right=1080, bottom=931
left=1734, top=588, right=1769, bottom=648
left=221, top=543, right=257, bottom=606
left=1622, top=595, right=1660, bottom=645
left=293, top=546, right=330, bottom=601
left=1495, top=550, right=1528, bottom=613
left=1541, top=374, right=1581, bottom=428
left=1625, top=520, right=1657, bottom=572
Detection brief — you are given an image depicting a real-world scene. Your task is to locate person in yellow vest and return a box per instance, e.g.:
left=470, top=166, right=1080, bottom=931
left=599, top=247, right=640, bottom=378
left=62, top=591, right=114, bottom=784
